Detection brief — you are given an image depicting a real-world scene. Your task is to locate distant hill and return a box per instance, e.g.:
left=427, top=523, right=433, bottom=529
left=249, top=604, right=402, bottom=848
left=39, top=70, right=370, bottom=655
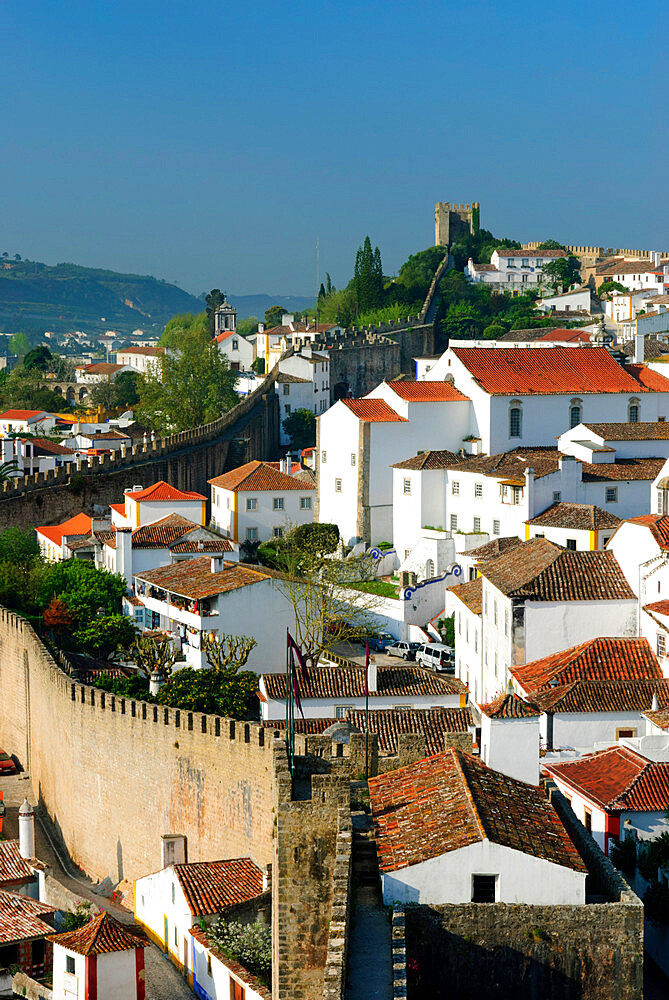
left=0, top=258, right=205, bottom=337
left=228, top=293, right=315, bottom=320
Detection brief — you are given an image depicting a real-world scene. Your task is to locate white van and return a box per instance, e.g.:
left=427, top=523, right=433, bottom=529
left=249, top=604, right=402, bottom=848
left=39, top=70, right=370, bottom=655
left=416, top=643, right=455, bottom=673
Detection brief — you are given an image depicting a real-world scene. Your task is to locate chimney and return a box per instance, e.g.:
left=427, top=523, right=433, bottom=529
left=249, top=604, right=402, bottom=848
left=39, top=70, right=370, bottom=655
left=161, top=834, right=186, bottom=868
left=258, top=322, right=265, bottom=334
left=524, top=467, right=535, bottom=517
left=634, top=331, right=645, bottom=364
left=115, top=527, right=133, bottom=589
left=367, top=658, right=378, bottom=694
left=149, top=669, right=165, bottom=696
left=653, top=251, right=661, bottom=267
left=211, top=555, right=226, bottom=573
left=262, top=864, right=272, bottom=892
left=18, top=800, right=35, bottom=859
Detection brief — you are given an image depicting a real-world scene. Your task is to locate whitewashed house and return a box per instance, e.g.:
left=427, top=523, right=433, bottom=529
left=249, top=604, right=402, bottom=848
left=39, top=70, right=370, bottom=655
left=49, top=912, right=147, bottom=1000
left=536, top=287, right=592, bottom=314
left=0, top=409, right=56, bottom=436
left=525, top=503, right=621, bottom=550
left=595, top=258, right=666, bottom=294
left=559, top=421, right=669, bottom=461
left=478, top=690, right=541, bottom=785
left=115, top=345, right=165, bottom=376
left=258, top=661, right=467, bottom=722
left=215, top=329, right=255, bottom=371
left=133, top=557, right=296, bottom=671
left=209, top=460, right=315, bottom=543
left=275, top=348, right=331, bottom=436
left=465, top=248, right=569, bottom=292
left=36, top=512, right=96, bottom=562
left=110, top=481, right=207, bottom=529
left=190, top=926, right=271, bottom=1000
left=445, top=578, right=483, bottom=703
left=368, top=748, right=587, bottom=905
left=135, top=857, right=266, bottom=988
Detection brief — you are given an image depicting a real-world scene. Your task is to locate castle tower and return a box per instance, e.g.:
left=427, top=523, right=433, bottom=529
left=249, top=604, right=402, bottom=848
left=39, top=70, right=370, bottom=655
left=435, top=201, right=480, bottom=247
left=214, top=297, right=237, bottom=335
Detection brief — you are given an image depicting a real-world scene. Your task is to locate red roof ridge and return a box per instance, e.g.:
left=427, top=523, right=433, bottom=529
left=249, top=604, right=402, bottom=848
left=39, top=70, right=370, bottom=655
left=48, top=911, right=146, bottom=955
left=450, top=747, right=488, bottom=841
left=341, top=398, right=408, bottom=422
left=126, top=480, right=206, bottom=502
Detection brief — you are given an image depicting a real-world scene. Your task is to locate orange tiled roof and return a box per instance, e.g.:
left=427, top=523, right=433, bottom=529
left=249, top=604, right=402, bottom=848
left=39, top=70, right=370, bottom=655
left=645, top=600, right=669, bottom=617
left=385, top=380, right=470, bottom=403
left=209, top=459, right=315, bottom=492
left=48, top=912, right=146, bottom=955
left=479, top=691, right=541, bottom=719
left=624, top=514, right=669, bottom=551
left=340, top=398, right=408, bottom=422
left=125, top=481, right=206, bottom=502
left=174, top=858, right=263, bottom=916
left=526, top=502, right=621, bottom=531
left=117, top=345, right=164, bottom=356
left=262, top=665, right=465, bottom=700
left=369, top=748, right=585, bottom=874
left=345, top=707, right=473, bottom=756
left=447, top=578, right=483, bottom=615
left=0, top=841, right=34, bottom=886
left=529, top=678, right=669, bottom=714
left=643, top=708, right=669, bottom=731
left=626, top=364, right=669, bottom=391
left=36, top=512, right=92, bottom=546
left=0, top=889, right=56, bottom=945
left=450, top=346, right=666, bottom=395
left=30, top=437, right=75, bottom=456
left=512, top=637, right=662, bottom=695
left=392, top=449, right=465, bottom=471
left=0, top=409, right=49, bottom=420
left=135, top=557, right=268, bottom=600
left=109, top=502, right=126, bottom=516
left=545, top=746, right=669, bottom=812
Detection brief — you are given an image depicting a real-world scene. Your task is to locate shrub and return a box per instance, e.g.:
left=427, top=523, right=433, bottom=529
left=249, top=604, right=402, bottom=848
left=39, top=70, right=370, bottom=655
left=610, top=835, right=636, bottom=877
left=208, top=919, right=271, bottom=984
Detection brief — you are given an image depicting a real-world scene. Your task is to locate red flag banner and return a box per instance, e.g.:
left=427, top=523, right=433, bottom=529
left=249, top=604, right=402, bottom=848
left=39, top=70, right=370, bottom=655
left=287, top=632, right=309, bottom=684
left=290, top=646, right=305, bottom=719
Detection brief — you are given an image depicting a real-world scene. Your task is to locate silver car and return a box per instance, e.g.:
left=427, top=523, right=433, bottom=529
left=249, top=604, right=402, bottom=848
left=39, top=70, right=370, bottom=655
left=386, top=641, right=421, bottom=661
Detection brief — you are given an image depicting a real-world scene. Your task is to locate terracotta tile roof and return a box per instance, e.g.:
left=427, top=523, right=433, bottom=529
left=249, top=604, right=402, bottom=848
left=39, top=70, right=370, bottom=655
left=36, top=512, right=92, bottom=546
left=189, top=927, right=272, bottom=1000
left=275, top=372, right=310, bottom=383
left=30, top=437, right=75, bottom=456
left=209, top=459, right=314, bottom=492
left=48, top=912, right=146, bottom=955
left=262, top=665, right=465, bottom=700
left=262, top=718, right=336, bottom=736
left=581, top=457, right=665, bottom=482
left=498, top=249, right=568, bottom=259
left=596, top=260, right=663, bottom=275
left=526, top=502, right=621, bottom=531
left=340, top=398, right=408, bottom=422
left=529, top=678, right=669, bottom=714
left=0, top=889, right=56, bottom=945
left=0, top=409, right=49, bottom=420
left=535, top=328, right=590, bottom=343
left=369, top=748, right=585, bottom=874
left=512, top=638, right=662, bottom=695
left=392, top=449, right=465, bottom=471
left=446, top=578, right=483, bottom=615
left=644, top=600, right=669, bottom=616
left=440, top=447, right=562, bottom=480
left=0, top=841, right=34, bottom=886
left=109, top=502, right=126, bottom=516
left=451, top=346, right=662, bottom=395
left=131, top=515, right=226, bottom=549
left=170, top=538, right=234, bottom=553
left=623, top=514, right=669, bottom=550
left=125, top=481, right=206, bottom=501
left=479, top=691, right=541, bottom=719
left=481, top=538, right=635, bottom=601
left=625, top=364, right=669, bottom=391
left=622, top=340, right=669, bottom=360
left=82, top=430, right=132, bottom=442
left=545, top=746, right=669, bottom=812
left=117, top=345, right=164, bottom=356
left=135, top=557, right=269, bottom=601
left=582, top=421, right=669, bottom=441
left=465, top=536, right=524, bottom=560
left=385, top=380, right=470, bottom=403
left=345, top=707, right=473, bottom=756
left=644, top=708, right=669, bottom=730
left=173, top=858, right=263, bottom=916
left=84, top=362, right=124, bottom=375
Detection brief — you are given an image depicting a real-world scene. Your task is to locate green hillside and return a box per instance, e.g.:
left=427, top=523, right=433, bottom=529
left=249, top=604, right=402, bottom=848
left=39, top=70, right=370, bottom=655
left=0, top=257, right=204, bottom=337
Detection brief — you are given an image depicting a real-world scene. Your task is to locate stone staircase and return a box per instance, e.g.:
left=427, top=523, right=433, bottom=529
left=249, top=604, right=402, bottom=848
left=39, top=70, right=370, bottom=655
left=351, top=812, right=382, bottom=903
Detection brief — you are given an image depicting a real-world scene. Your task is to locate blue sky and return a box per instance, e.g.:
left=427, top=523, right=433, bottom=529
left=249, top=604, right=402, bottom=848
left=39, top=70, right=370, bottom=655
left=1, top=1, right=666, bottom=296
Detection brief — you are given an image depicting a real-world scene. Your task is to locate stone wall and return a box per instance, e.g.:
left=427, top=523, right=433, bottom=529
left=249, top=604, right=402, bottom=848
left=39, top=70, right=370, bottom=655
left=0, top=610, right=276, bottom=882
left=0, top=370, right=280, bottom=529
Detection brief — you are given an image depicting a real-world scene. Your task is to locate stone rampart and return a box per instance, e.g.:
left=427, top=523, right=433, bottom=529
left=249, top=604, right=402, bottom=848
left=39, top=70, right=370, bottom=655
left=0, top=609, right=275, bottom=882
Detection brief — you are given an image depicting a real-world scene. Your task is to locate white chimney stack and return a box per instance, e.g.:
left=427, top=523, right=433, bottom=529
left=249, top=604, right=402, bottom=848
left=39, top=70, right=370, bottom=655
left=367, top=659, right=378, bottom=694
left=115, top=527, right=133, bottom=589
left=262, top=864, right=272, bottom=892
left=634, top=331, right=645, bottom=364
left=19, top=799, right=35, bottom=859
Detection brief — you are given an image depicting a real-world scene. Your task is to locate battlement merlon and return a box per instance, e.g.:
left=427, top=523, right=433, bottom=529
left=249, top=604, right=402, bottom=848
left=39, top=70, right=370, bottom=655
left=435, top=201, right=480, bottom=246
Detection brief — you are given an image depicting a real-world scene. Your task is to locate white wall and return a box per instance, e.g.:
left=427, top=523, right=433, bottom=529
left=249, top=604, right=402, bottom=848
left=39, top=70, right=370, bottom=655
left=549, top=781, right=608, bottom=852
left=52, top=947, right=86, bottom=1000
left=97, top=949, right=141, bottom=1000
left=135, top=865, right=193, bottom=969
left=480, top=716, right=540, bottom=785
left=552, top=711, right=648, bottom=751
left=524, top=599, right=638, bottom=663
left=192, top=933, right=266, bottom=1000
left=260, top=688, right=464, bottom=722
left=211, top=484, right=314, bottom=542
left=448, top=593, right=483, bottom=705
left=125, top=496, right=205, bottom=528
left=380, top=838, right=585, bottom=905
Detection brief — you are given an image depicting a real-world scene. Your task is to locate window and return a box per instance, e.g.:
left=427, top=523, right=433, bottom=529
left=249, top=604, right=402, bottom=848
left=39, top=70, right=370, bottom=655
left=273, top=527, right=284, bottom=538
left=616, top=727, right=637, bottom=740
left=300, top=496, right=312, bottom=510
left=472, top=874, right=497, bottom=903
left=493, top=520, right=500, bottom=536
left=66, top=955, right=76, bottom=975
left=246, top=498, right=257, bottom=511
left=426, top=559, right=434, bottom=578
left=232, top=339, right=238, bottom=350
left=553, top=491, right=561, bottom=504
left=283, top=383, right=290, bottom=396
left=284, top=404, right=291, bottom=415
left=452, top=481, right=460, bottom=495
left=335, top=706, right=349, bottom=719
left=474, top=482, right=483, bottom=497
left=473, top=517, right=481, bottom=532
left=657, top=633, right=666, bottom=658
left=493, top=600, right=497, bottom=625
left=628, top=398, right=640, bottom=423
left=273, top=497, right=285, bottom=510
left=569, top=398, right=582, bottom=429
left=605, top=487, right=618, bottom=504
left=450, top=514, right=458, bottom=530
left=403, top=478, right=412, bottom=495
left=174, top=926, right=178, bottom=946
left=335, top=479, right=342, bottom=492
left=512, top=486, right=522, bottom=504
left=172, top=883, right=175, bottom=904
left=321, top=450, right=327, bottom=463
left=509, top=402, right=522, bottom=438
left=351, top=453, right=356, bottom=466
left=393, top=704, right=411, bottom=710
left=584, top=810, right=592, bottom=833
left=207, top=953, right=212, bottom=977
left=566, top=539, right=577, bottom=550
left=504, top=610, right=509, bottom=636
left=246, top=527, right=258, bottom=541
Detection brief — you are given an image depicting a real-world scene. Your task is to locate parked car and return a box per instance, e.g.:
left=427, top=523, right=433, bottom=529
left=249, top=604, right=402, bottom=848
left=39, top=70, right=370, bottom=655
left=415, top=643, right=455, bottom=673
left=0, top=750, right=17, bottom=775
left=367, top=632, right=396, bottom=653
left=386, top=641, right=421, bottom=661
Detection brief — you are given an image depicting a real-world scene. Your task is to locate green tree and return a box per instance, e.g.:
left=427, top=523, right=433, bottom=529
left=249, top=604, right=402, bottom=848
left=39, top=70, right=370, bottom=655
left=202, top=632, right=257, bottom=671
left=160, top=312, right=209, bottom=350
left=237, top=316, right=259, bottom=338
left=0, top=527, right=40, bottom=565
left=251, top=356, right=265, bottom=375
left=37, top=560, right=126, bottom=625
left=482, top=321, right=507, bottom=340
left=205, top=289, right=225, bottom=337
left=540, top=255, right=581, bottom=293
left=90, top=380, right=118, bottom=412
left=9, top=332, right=31, bottom=358
left=536, top=239, right=566, bottom=250
left=74, top=614, right=137, bottom=658
left=155, top=666, right=259, bottom=719
left=128, top=634, right=178, bottom=678
left=282, top=408, right=316, bottom=451
left=265, top=305, right=286, bottom=328
left=23, top=345, right=53, bottom=370
left=598, top=280, right=628, bottom=297
left=353, top=236, right=384, bottom=313
left=115, top=371, right=141, bottom=408
left=61, top=903, right=94, bottom=932
left=138, top=338, right=239, bottom=433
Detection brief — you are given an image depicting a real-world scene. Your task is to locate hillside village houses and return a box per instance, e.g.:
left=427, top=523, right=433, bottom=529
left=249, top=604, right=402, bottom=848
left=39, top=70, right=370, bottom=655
left=0, top=409, right=56, bottom=435
left=209, top=460, right=315, bottom=543
left=464, top=247, right=570, bottom=292
left=115, top=344, right=166, bottom=376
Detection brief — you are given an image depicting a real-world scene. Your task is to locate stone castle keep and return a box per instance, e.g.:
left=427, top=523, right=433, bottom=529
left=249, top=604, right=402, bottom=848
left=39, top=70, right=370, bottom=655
left=435, top=201, right=480, bottom=246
